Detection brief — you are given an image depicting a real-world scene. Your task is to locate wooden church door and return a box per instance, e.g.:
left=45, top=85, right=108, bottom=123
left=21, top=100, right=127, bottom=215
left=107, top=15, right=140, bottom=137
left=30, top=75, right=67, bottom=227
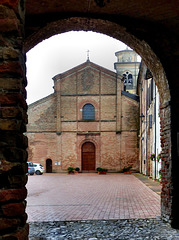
left=82, top=142, right=95, bottom=171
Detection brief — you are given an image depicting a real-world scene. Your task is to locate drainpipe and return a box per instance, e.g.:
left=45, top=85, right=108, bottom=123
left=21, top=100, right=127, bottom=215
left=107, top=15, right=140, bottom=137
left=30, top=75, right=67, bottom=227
left=146, top=85, right=148, bottom=176
left=154, top=82, right=157, bottom=179
left=140, top=83, right=143, bottom=173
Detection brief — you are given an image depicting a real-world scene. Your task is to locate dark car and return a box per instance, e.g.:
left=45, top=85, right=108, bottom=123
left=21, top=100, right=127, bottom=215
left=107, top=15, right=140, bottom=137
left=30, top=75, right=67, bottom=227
left=27, top=161, right=35, bottom=175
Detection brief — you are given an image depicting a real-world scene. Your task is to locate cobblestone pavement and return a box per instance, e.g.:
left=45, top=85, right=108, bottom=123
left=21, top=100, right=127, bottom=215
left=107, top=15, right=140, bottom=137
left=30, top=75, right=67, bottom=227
left=29, top=218, right=179, bottom=239
left=26, top=173, right=160, bottom=222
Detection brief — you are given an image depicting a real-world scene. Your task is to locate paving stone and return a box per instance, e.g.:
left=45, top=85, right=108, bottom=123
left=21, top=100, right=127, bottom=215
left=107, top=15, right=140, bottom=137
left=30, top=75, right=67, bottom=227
left=26, top=173, right=161, bottom=222
left=27, top=174, right=167, bottom=239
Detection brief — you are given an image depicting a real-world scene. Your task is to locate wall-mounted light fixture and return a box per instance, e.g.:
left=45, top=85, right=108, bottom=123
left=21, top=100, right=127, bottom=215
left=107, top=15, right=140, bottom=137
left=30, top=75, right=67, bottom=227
left=140, top=113, right=145, bottom=118
left=140, top=113, right=145, bottom=122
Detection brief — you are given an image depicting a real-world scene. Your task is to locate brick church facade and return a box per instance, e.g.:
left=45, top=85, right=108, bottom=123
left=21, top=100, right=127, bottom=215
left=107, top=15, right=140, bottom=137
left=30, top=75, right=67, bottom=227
left=27, top=59, right=139, bottom=172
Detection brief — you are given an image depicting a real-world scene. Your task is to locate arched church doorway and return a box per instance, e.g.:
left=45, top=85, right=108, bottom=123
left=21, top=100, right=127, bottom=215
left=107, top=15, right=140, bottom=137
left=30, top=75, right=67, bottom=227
left=46, top=159, right=52, bottom=173
left=82, top=142, right=96, bottom=171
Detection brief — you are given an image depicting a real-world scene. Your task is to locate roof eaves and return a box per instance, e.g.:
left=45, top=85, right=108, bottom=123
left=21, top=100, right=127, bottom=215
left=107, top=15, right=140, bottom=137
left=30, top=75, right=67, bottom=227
left=121, top=90, right=139, bottom=102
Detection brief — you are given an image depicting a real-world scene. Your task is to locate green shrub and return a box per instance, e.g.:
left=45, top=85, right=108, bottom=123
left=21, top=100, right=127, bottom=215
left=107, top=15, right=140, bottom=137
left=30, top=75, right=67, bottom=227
left=122, top=166, right=132, bottom=173
left=96, top=167, right=108, bottom=172
left=67, top=167, right=75, bottom=173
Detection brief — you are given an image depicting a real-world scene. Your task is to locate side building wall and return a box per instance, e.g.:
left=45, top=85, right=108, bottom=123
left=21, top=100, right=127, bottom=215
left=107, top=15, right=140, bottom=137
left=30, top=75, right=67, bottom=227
left=138, top=62, right=161, bottom=179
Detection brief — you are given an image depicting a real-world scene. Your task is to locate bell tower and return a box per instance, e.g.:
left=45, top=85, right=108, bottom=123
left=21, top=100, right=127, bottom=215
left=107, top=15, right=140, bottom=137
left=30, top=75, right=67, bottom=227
left=114, top=48, right=140, bottom=94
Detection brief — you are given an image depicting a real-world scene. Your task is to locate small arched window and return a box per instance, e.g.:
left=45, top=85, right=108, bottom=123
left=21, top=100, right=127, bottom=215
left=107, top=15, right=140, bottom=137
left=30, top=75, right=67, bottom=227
left=82, top=104, right=95, bottom=120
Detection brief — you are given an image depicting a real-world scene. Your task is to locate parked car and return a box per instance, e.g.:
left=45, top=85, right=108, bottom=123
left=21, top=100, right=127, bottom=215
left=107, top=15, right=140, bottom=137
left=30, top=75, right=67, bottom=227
left=27, top=161, right=35, bottom=175
left=33, top=163, right=45, bottom=175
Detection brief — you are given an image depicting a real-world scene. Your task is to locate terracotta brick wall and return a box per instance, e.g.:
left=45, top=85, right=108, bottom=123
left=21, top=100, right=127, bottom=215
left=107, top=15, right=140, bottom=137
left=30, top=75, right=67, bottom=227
left=27, top=95, right=56, bottom=131
left=27, top=62, right=139, bottom=173
left=0, top=1, right=29, bottom=239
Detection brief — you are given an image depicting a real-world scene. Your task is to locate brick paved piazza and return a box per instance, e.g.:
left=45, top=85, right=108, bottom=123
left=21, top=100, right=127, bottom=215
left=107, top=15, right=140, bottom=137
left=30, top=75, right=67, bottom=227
left=26, top=173, right=160, bottom=222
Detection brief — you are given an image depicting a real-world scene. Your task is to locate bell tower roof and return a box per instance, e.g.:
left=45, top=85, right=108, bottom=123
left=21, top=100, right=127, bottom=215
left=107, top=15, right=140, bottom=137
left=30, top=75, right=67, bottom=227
left=115, top=49, right=140, bottom=63
left=114, top=48, right=141, bottom=93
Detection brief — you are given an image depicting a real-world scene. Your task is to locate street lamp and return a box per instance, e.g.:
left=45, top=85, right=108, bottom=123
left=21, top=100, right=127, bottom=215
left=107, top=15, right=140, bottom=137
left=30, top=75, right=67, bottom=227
left=140, top=113, right=145, bottom=123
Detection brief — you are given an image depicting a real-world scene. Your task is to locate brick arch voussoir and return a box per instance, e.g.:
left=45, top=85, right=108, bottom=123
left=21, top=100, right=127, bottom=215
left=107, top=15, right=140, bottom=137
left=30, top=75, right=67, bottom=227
left=80, top=138, right=98, bottom=150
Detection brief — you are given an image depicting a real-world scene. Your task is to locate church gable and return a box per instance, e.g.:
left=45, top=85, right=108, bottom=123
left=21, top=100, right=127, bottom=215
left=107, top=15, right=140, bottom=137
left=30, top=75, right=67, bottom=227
left=53, top=61, right=117, bottom=96
left=77, top=66, right=100, bottom=95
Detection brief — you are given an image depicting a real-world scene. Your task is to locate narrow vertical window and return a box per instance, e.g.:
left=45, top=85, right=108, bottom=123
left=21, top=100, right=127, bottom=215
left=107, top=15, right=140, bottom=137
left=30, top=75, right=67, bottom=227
left=149, top=114, right=153, bottom=129
left=82, top=104, right=95, bottom=120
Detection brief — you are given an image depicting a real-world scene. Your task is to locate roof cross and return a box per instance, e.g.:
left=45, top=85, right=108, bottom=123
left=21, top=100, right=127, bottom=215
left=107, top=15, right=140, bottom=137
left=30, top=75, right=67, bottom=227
left=87, top=49, right=90, bottom=61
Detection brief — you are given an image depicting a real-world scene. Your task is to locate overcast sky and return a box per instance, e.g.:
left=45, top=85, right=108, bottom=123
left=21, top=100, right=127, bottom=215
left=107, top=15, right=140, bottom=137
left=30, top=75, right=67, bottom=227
left=26, top=31, right=128, bottom=104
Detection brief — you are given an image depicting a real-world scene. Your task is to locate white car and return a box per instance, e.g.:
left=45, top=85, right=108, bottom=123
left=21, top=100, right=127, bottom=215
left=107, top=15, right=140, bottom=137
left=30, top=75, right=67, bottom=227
left=33, top=163, right=45, bottom=175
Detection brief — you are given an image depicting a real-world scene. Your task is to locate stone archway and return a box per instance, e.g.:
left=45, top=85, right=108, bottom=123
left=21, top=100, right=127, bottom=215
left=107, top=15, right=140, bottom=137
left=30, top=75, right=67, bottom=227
left=24, top=16, right=173, bottom=224
left=1, top=1, right=179, bottom=238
